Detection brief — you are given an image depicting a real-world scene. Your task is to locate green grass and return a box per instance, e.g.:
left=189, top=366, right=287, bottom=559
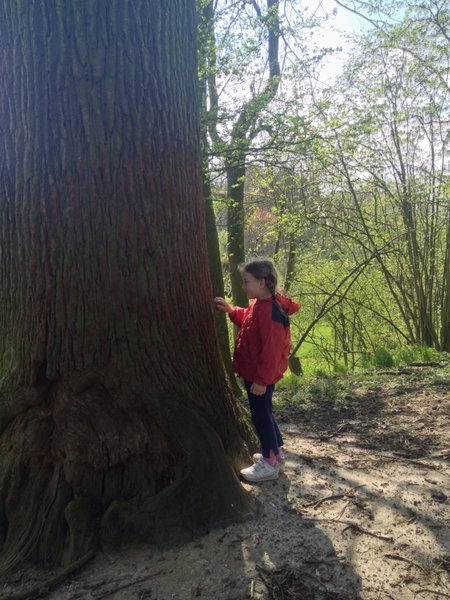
left=275, top=359, right=450, bottom=417
left=276, top=371, right=356, bottom=414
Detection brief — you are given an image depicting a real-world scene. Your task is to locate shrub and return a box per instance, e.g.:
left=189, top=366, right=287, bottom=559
left=396, top=344, right=443, bottom=365
left=373, top=347, right=394, bottom=368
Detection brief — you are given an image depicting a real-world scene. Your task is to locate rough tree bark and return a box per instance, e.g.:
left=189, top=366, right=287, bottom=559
left=0, top=0, right=254, bottom=574
left=198, top=8, right=235, bottom=380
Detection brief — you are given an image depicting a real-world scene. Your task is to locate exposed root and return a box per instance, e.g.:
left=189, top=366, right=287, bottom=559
left=0, top=550, right=95, bottom=600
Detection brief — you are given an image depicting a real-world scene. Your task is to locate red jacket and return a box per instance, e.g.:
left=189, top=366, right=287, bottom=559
left=229, top=294, right=300, bottom=386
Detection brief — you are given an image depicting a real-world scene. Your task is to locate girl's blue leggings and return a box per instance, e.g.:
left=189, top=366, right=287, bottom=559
left=245, top=381, right=283, bottom=458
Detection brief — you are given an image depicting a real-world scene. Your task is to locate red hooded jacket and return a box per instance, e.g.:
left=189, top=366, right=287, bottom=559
left=229, top=294, right=300, bottom=386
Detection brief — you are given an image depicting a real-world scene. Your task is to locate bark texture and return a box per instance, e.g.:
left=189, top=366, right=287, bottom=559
left=0, top=0, right=253, bottom=573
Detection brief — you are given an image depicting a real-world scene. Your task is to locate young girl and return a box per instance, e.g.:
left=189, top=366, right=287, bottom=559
left=214, top=259, right=299, bottom=482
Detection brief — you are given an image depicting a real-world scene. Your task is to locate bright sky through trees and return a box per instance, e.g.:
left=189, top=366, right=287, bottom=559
left=315, top=0, right=372, bottom=84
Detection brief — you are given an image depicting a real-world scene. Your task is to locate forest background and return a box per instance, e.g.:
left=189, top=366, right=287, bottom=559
left=200, top=0, right=450, bottom=380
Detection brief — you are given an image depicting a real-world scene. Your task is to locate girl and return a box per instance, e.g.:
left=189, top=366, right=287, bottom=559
left=214, top=259, right=299, bottom=482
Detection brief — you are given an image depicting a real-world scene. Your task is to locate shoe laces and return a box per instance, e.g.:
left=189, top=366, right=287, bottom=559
left=255, top=458, right=272, bottom=471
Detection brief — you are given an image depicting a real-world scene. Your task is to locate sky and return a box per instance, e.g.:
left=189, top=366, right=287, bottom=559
left=313, top=0, right=371, bottom=84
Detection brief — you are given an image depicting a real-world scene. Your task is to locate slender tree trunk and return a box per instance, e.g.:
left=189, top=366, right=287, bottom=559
left=0, top=0, right=253, bottom=573
left=204, top=0, right=281, bottom=307
left=284, top=232, right=297, bottom=294
left=226, top=161, right=248, bottom=308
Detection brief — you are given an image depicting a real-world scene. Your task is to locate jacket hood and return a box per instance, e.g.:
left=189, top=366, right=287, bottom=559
left=275, top=294, right=300, bottom=316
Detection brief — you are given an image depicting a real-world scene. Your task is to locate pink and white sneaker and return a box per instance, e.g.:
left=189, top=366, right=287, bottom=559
left=241, top=457, right=279, bottom=482
left=252, top=452, right=285, bottom=473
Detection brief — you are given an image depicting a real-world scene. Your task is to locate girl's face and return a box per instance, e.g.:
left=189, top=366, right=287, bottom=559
left=241, top=270, right=269, bottom=300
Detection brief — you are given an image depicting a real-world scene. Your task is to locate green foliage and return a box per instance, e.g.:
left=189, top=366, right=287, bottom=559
left=277, top=371, right=303, bottom=390
left=210, top=0, right=449, bottom=377
left=372, top=348, right=394, bottom=368
left=275, top=373, right=355, bottom=416
left=395, top=345, right=444, bottom=366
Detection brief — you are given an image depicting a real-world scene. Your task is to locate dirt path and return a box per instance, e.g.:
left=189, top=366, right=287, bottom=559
left=2, top=369, right=449, bottom=599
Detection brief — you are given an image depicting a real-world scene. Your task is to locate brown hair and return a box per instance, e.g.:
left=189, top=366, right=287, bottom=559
left=242, top=258, right=279, bottom=297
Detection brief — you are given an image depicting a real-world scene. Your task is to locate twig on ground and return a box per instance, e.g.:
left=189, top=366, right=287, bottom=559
left=297, top=453, right=315, bottom=465
left=415, top=589, right=450, bottom=598
left=341, top=454, right=440, bottom=471
left=256, top=565, right=284, bottom=600
left=427, top=452, right=450, bottom=460
left=384, top=553, right=427, bottom=573
left=331, top=501, right=350, bottom=522
left=303, top=486, right=364, bottom=509
left=0, top=550, right=95, bottom=600
left=316, top=422, right=352, bottom=441
left=298, top=513, right=394, bottom=543
left=342, top=523, right=394, bottom=542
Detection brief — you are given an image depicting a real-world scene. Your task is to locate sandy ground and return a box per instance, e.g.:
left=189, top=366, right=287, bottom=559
left=2, top=368, right=449, bottom=600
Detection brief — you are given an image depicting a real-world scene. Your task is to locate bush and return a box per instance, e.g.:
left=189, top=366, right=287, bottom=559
left=373, top=347, right=394, bottom=368
left=396, top=344, right=443, bottom=366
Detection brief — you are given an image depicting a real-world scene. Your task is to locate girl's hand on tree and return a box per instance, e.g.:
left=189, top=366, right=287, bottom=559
left=214, top=297, right=233, bottom=314
left=250, top=383, right=267, bottom=395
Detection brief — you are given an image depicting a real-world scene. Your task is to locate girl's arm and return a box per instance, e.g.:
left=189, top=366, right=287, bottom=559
left=214, top=297, right=248, bottom=327
left=214, top=297, right=233, bottom=314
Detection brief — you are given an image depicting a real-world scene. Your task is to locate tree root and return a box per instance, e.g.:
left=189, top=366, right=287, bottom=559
left=0, top=550, right=95, bottom=600
left=0, top=385, right=47, bottom=434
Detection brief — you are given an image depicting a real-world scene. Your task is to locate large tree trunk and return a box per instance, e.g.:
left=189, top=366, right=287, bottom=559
left=0, top=0, right=254, bottom=574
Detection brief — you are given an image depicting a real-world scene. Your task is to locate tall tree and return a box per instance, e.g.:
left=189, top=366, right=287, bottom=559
left=203, top=0, right=281, bottom=306
left=0, top=0, right=253, bottom=573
